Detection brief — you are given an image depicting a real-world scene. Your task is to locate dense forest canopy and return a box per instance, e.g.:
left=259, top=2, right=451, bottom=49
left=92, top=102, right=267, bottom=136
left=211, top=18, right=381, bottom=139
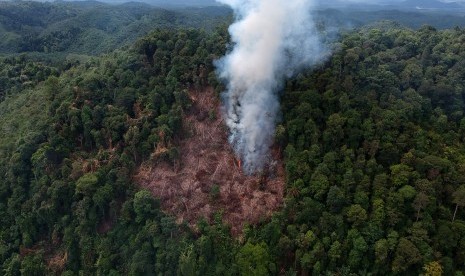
left=1, top=1, right=465, bottom=275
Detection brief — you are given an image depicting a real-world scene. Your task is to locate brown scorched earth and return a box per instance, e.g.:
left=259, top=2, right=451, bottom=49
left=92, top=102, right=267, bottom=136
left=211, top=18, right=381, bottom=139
left=135, top=87, right=285, bottom=235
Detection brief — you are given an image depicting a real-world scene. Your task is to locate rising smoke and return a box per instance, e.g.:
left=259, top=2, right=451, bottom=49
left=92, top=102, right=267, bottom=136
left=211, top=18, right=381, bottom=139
left=216, top=0, right=325, bottom=174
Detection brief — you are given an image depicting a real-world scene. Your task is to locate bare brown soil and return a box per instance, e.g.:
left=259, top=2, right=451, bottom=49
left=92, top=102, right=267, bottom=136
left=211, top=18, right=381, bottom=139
left=135, top=87, right=285, bottom=235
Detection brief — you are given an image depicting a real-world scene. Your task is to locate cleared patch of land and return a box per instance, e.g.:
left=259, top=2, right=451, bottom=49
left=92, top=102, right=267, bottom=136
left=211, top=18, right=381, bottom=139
left=136, top=87, right=285, bottom=235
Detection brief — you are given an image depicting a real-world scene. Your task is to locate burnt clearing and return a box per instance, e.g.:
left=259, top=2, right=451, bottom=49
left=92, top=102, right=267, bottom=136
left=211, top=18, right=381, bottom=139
left=135, top=87, right=285, bottom=235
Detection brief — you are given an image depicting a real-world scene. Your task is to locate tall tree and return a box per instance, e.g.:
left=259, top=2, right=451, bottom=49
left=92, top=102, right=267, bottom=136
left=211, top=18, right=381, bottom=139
left=452, top=185, right=465, bottom=222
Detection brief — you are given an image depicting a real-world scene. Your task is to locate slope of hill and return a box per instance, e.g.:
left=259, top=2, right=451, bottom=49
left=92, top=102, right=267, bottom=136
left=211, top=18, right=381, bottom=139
left=0, top=28, right=230, bottom=274
left=1, top=23, right=465, bottom=275
left=2, top=1, right=465, bottom=274
left=0, top=1, right=230, bottom=54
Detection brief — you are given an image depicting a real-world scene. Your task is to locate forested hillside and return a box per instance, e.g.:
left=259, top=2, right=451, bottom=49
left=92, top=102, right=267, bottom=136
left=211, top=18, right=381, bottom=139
left=2, top=0, right=465, bottom=57
left=0, top=1, right=230, bottom=54
left=1, top=7, right=465, bottom=275
left=0, top=28, right=229, bottom=275
left=279, top=25, right=465, bottom=275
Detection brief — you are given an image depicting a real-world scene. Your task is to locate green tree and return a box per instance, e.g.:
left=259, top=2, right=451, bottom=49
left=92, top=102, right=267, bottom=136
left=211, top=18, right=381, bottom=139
left=75, top=172, right=99, bottom=196
left=346, top=204, right=367, bottom=226
left=392, top=238, right=421, bottom=273
left=236, top=242, right=272, bottom=276
left=374, top=239, right=388, bottom=264
left=133, top=190, right=158, bottom=224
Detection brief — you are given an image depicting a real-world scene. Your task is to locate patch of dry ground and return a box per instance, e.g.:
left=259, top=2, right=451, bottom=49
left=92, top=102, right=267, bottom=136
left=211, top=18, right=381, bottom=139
left=135, top=87, right=285, bottom=235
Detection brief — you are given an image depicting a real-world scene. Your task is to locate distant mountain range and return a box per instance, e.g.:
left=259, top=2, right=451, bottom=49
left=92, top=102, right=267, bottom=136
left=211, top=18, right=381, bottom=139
left=398, top=0, right=464, bottom=10
left=84, top=0, right=221, bottom=7
left=0, top=0, right=221, bottom=7
left=316, top=0, right=465, bottom=13
left=1, top=0, right=464, bottom=11
left=115, top=0, right=465, bottom=10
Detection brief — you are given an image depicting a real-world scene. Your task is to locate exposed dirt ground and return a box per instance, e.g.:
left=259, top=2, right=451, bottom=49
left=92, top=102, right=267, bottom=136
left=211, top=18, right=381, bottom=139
left=135, top=87, right=285, bottom=235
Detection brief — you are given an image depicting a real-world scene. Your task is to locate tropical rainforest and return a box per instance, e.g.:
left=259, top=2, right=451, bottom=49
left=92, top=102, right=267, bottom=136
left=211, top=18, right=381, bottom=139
left=1, top=1, right=465, bottom=275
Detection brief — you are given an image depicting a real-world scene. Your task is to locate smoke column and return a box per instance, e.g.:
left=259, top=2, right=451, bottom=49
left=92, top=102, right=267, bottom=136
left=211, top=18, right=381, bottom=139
left=216, top=0, right=324, bottom=174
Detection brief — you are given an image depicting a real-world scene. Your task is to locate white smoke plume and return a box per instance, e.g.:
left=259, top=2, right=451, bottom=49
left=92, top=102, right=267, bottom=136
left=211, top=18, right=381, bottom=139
left=216, top=0, right=325, bottom=174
